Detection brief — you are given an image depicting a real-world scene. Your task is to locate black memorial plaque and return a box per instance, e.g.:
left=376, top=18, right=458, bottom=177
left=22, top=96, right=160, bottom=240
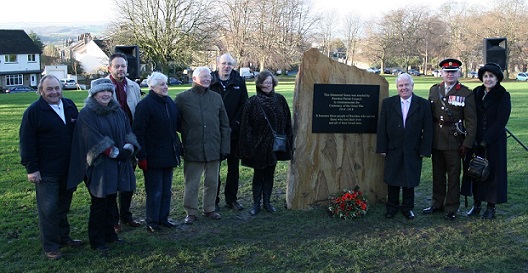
left=312, top=84, right=379, bottom=133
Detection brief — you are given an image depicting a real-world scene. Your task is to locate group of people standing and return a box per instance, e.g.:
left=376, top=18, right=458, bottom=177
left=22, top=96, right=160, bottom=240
left=377, top=58, right=511, bottom=222
left=19, top=53, right=293, bottom=259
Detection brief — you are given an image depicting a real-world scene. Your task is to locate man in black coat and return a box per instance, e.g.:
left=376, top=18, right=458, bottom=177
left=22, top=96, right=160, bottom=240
left=210, top=53, right=248, bottom=211
left=19, top=75, right=83, bottom=260
left=376, top=73, right=433, bottom=220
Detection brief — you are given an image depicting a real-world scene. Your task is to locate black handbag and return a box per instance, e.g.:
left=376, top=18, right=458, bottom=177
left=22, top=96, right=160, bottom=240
left=467, top=149, right=489, bottom=181
left=272, top=133, right=287, bottom=152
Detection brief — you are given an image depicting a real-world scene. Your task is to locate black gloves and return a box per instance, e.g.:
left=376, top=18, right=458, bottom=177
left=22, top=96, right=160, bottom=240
left=116, top=147, right=133, bottom=161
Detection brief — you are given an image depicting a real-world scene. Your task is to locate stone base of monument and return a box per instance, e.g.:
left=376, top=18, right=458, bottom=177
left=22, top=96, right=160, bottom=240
left=286, top=48, right=389, bottom=209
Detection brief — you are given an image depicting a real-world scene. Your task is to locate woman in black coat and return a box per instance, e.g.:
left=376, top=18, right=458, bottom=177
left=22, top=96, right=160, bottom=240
left=465, top=63, right=511, bottom=219
left=239, top=70, right=293, bottom=216
left=133, top=72, right=182, bottom=232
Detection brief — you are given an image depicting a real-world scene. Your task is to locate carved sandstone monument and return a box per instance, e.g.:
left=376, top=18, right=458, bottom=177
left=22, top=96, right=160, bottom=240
left=286, top=48, right=389, bottom=209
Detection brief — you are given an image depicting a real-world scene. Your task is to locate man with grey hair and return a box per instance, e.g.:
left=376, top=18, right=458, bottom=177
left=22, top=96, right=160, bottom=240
left=376, top=73, right=433, bottom=220
left=19, top=75, right=83, bottom=260
left=210, top=53, right=248, bottom=211
left=175, top=67, right=231, bottom=225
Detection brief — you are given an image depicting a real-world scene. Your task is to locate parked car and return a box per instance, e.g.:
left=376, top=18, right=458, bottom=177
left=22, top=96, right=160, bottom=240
left=516, top=72, right=528, bottom=81
left=408, top=69, right=421, bottom=76
left=140, top=79, right=148, bottom=87
left=391, top=68, right=403, bottom=75
left=60, top=79, right=79, bottom=90
left=467, top=71, right=478, bottom=78
left=168, top=77, right=182, bottom=85
left=367, top=67, right=381, bottom=74
left=432, top=69, right=442, bottom=77
left=383, top=68, right=391, bottom=74
left=6, top=86, right=35, bottom=93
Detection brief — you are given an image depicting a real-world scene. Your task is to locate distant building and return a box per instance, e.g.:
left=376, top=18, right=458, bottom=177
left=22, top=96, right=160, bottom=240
left=60, top=33, right=111, bottom=75
left=0, top=29, right=42, bottom=90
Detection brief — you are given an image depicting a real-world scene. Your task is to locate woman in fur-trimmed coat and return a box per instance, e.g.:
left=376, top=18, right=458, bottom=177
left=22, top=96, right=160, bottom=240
left=239, top=70, right=293, bottom=216
left=68, top=78, right=139, bottom=251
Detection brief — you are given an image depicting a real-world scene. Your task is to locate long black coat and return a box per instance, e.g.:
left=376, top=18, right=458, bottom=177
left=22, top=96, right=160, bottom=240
left=376, top=94, right=433, bottom=188
left=465, top=84, right=511, bottom=204
left=239, top=91, right=293, bottom=169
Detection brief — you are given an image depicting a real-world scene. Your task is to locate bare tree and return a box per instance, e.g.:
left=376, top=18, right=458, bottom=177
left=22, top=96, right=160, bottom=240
left=108, top=0, right=217, bottom=75
left=342, top=14, right=362, bottom=65
left=216, top=0, right=254, bottom=65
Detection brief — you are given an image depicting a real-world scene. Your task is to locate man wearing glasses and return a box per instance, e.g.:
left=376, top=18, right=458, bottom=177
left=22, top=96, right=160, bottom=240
left=210, top=53, right=248, bottom=211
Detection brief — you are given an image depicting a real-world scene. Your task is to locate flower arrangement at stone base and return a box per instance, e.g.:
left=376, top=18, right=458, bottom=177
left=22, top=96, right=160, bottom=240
left=328, top=186, right=368, bottom=220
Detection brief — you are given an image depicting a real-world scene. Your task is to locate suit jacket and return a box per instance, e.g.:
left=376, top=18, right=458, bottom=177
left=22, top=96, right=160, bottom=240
left=376, top=94, right=433, bottom=188
left=428, top=82, right=477, bottom=150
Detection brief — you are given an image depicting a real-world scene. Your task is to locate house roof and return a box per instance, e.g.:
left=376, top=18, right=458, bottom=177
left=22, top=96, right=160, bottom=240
left=0, top=29, right=42, bottom=55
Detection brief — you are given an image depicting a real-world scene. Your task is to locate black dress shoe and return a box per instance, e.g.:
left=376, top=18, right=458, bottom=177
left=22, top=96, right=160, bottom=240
left=147, top=225, right=162, bottom=233
left=60, top=239, right=84, bottom=247
left=445, top=211, right=456, bottom=220
left=423, top=207, right=444, bottom=214
left=226, top=201, right=244, bottom=211
left=466, top=205, right=482, bottom=217
left=160, top=220, right=177, bottom=228
left=123, top=219, right=141, bottom=227
left=402, top=210, right=415, bottom=220
left=94, top=245, right=110, bottom=255
left=250, top=204, right=260, bottom=216
left=109, top=238, right=125, bottom=244
left=264, top=203, right=276, bottom=213
left=384, top=210, right=396, bottom=219
left=481, top=207, right=496, bottom=219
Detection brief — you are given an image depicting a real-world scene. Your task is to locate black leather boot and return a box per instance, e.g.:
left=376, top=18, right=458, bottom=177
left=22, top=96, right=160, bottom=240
left=250, top=185, right=261, bottom=216
left=481, top=204, right=496, bottom=219
left=466, top=202, right=482, bottom=217
left=262, top=177, right=276, bottom=213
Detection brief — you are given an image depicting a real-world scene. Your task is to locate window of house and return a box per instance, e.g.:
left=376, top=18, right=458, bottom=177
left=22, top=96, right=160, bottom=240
left=28, top=54, right=36, bottom=62
left=5, top=75, right=23, bottom=86
left=4, top=55, right=18, bottom=63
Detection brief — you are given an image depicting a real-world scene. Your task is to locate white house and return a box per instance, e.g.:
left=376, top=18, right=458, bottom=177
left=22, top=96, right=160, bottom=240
left=0, top=29, right=42, bottom=89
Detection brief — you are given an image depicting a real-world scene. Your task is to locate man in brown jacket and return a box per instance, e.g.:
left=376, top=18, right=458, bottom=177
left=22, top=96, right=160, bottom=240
left=423, top=58, right=477, bottom=220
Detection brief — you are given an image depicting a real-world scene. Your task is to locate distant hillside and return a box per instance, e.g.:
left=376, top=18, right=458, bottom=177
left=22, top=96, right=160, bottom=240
left=0, top=22, right=109, bottom=45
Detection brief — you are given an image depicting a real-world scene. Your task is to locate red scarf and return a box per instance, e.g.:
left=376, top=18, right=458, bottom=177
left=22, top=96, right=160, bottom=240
left=110, top=76, right=133, bottom=125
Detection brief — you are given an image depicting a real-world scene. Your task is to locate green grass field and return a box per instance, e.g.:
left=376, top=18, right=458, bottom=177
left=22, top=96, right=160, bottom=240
left=0, top=75, right=527, bottom=272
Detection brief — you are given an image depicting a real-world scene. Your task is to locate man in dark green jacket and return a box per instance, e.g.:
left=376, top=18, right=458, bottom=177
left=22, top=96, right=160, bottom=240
left=175, top=67, right=231, bottom=225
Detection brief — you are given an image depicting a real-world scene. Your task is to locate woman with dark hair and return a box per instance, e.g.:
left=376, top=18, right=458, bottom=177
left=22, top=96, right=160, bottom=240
left=465, top=63, right=511, bottom=219
left=239, top=70, right=293, bottom=216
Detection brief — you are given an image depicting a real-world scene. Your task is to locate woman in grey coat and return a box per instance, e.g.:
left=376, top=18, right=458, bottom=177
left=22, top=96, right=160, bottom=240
left=68, top=78, right=139, bottom=252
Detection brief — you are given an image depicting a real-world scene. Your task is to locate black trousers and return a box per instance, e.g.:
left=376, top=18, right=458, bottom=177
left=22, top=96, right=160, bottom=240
left=89, top=193, right=118, bottom=249
left=111, top=191, right=133, bottom=224
left=216, top=138, right=241, bottom=205
left=386, top=185, right=414, bottom=212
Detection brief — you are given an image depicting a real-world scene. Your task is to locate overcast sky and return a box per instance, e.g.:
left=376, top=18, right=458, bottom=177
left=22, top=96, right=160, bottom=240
left=0, top=0, right=497, bottom=25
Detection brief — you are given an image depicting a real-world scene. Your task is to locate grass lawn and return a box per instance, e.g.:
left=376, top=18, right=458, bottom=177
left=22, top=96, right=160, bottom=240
left=0, top=75, right=527, bottom=273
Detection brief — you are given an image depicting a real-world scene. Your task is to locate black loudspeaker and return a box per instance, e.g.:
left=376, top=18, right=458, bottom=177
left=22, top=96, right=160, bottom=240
left=115, top=45, right=140, bottom=79
left=483, top=38, right=507, bottom=70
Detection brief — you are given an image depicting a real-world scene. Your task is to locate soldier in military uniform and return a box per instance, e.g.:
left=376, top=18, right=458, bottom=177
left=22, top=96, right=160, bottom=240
left=423, top=59, right=477, bottom=220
